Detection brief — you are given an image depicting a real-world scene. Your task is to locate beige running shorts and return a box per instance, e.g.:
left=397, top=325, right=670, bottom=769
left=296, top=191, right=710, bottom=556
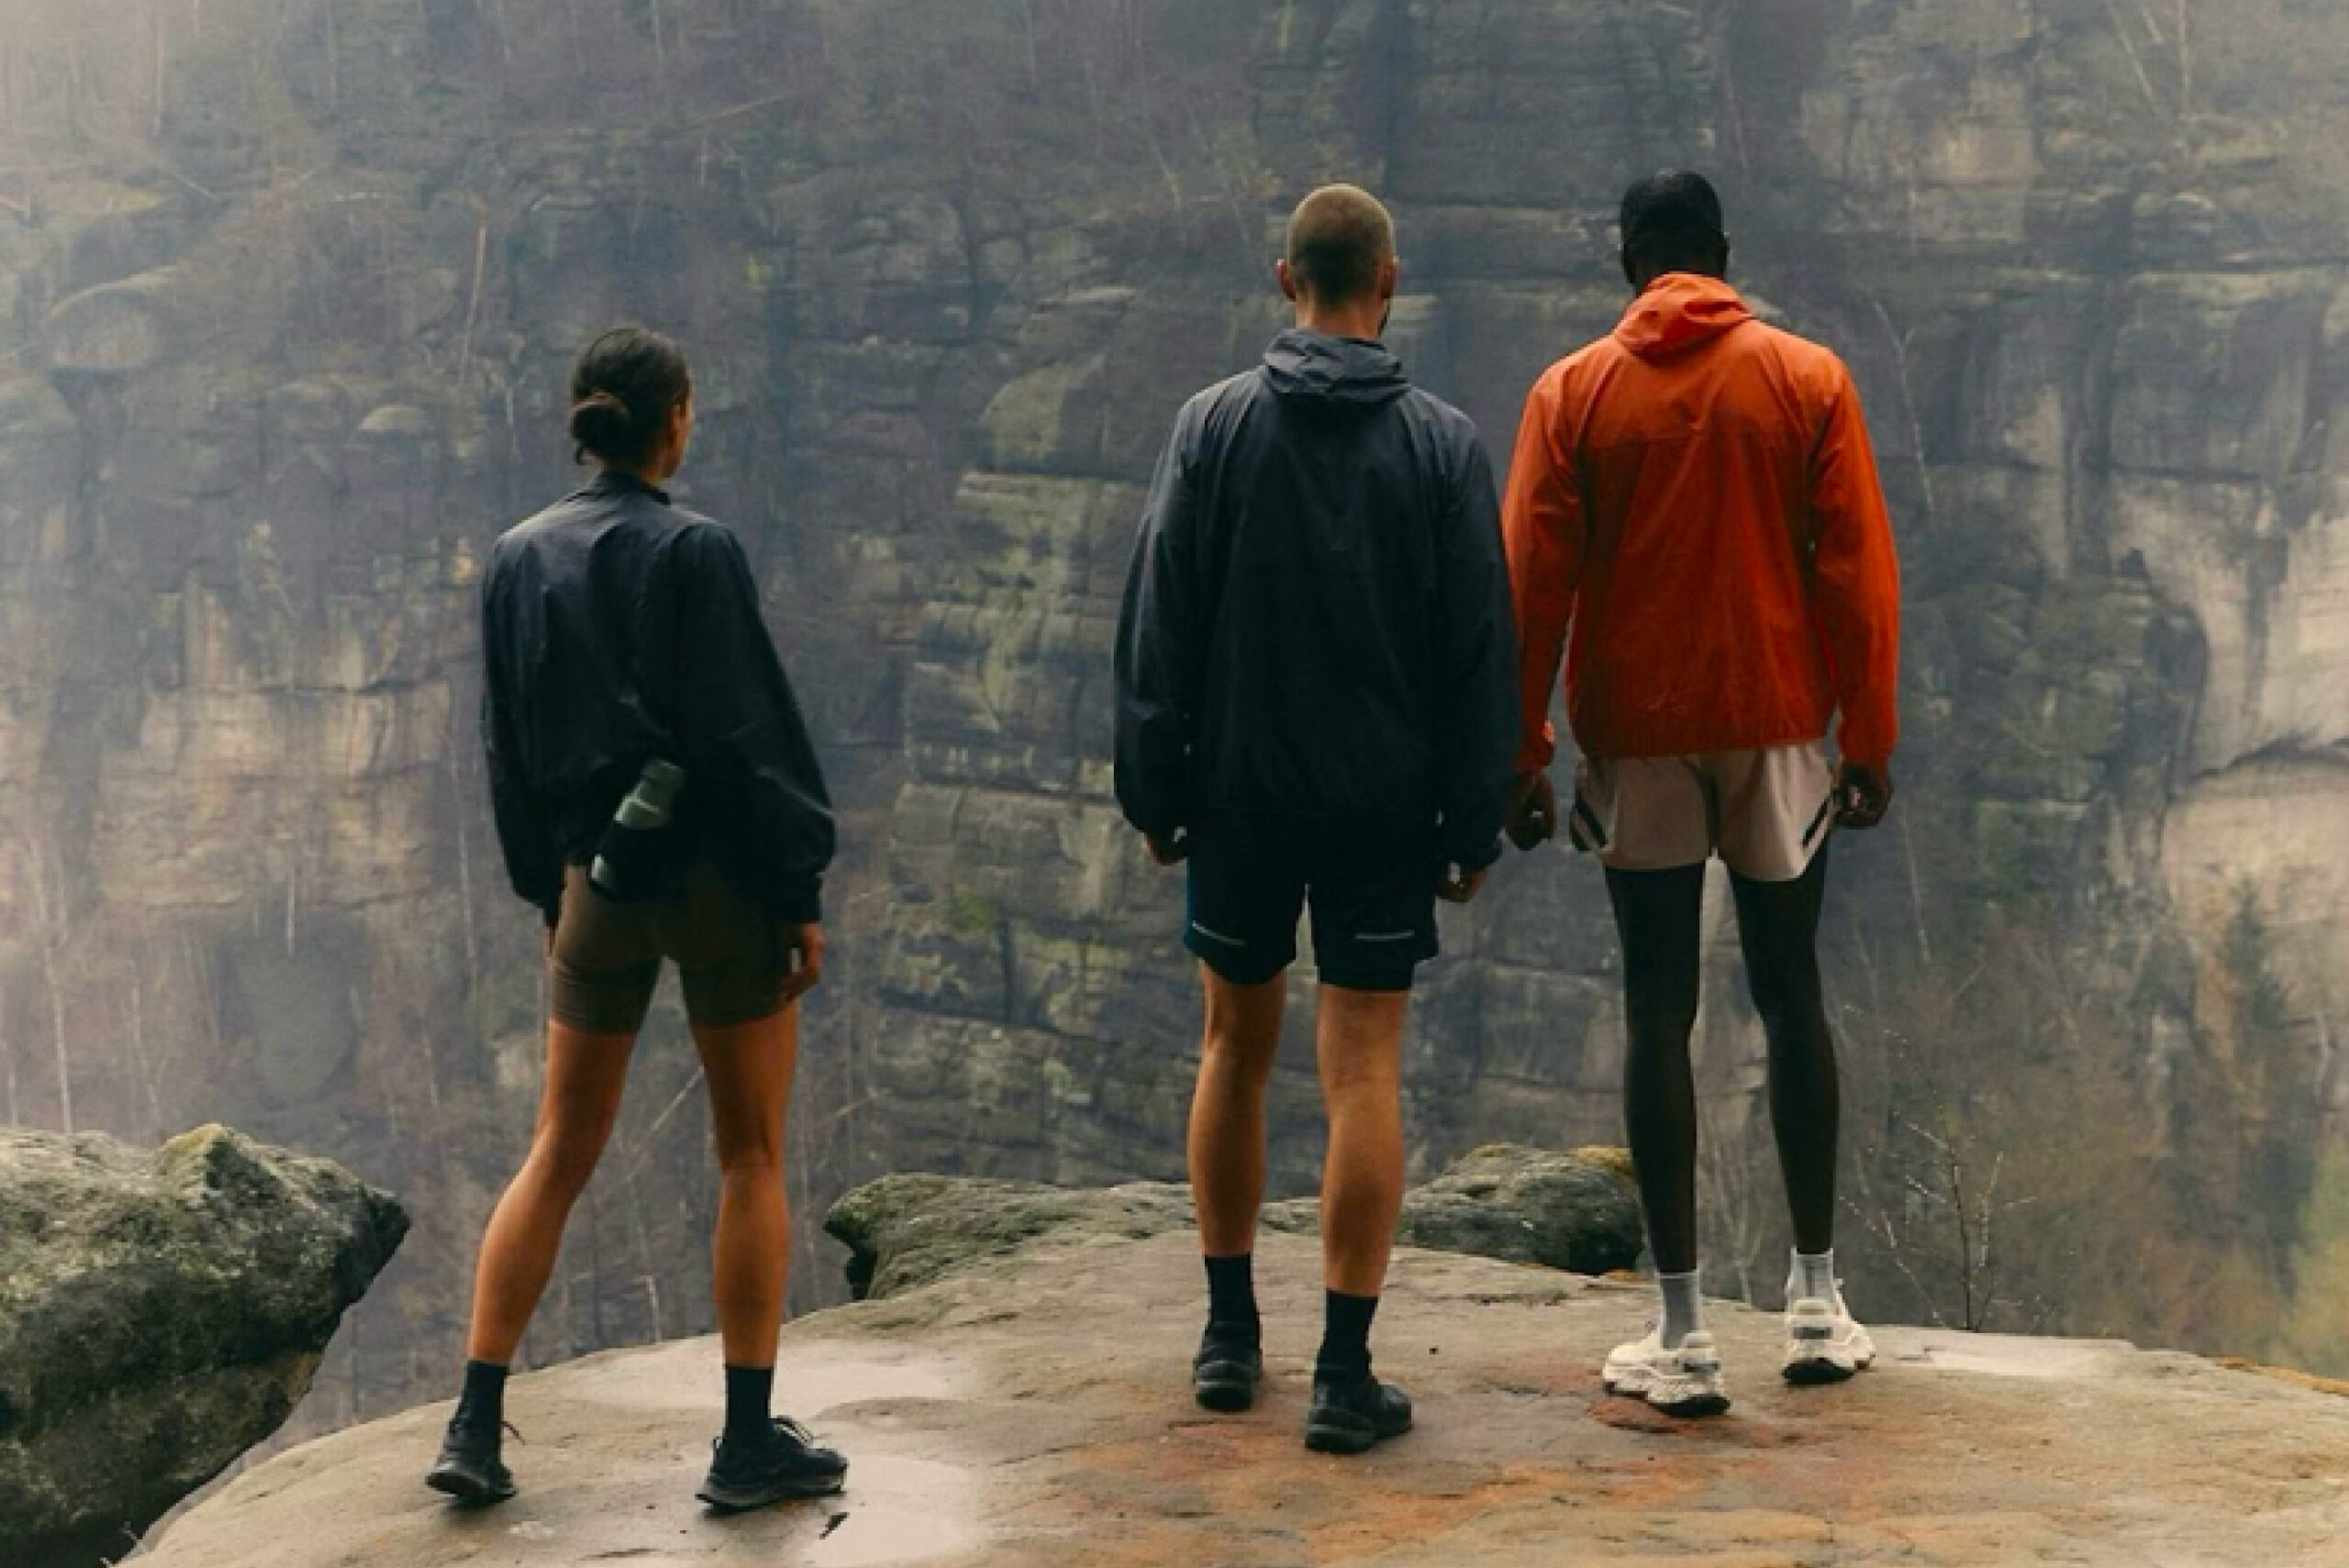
left=1568, top=742, right=1838, bottom=884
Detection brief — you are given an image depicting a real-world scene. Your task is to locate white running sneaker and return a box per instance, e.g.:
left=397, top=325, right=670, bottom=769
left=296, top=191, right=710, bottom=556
left=1602, top=1326, right=1731, bottom=1417
left=1782, top=1290, right=1876, bottom=1385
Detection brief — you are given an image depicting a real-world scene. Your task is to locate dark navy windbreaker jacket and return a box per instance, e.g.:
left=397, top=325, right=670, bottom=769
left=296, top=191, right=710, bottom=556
left=1114, top=330, right=1520, bottom=872
left=481, top=471, right=834, bottom=926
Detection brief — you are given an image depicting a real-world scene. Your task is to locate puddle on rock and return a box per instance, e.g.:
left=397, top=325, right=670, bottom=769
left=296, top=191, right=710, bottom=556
left=702, top=1457, right=979, bottom=1568
left=579, top=1345, right=963, bottom=1415
left=1889, top=1335, right=2134, bottom=1382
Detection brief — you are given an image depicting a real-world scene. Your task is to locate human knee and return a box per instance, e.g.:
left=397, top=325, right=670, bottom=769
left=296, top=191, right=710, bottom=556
left=1204, top=970, right=1284, bottom=1038
left=529, top=1128, right=610, bottom=1196
left=716, top=1133, right=786, bottom=1180
left=1200, top=1028, right=1282, bottom=1105
left=1748, top=963, right=1828, bottom=1049
left=1321, top=1048, right=1403, bottom=1106
left=1199, top=1018, right=1276, bottom=1075
left=1623, top=987, right=1699, bottom=1051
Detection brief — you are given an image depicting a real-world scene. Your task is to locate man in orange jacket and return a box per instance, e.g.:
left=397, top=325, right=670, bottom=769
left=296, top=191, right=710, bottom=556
left=1504, top=172, right=1900, bottom=1417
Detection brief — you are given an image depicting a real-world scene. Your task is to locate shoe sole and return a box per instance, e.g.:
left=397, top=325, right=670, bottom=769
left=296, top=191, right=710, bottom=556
left=1783, top=1343, right=1876, bottom=1386
left=1647, top=1389, right=1732, bottom=1417
left=1783, top=1319, right=1876, bottom=1387
left=1303, top=1414, right=1410, bottom=1455
left=697, top=1473, right=848, bottom=1514
left=425, top=1466, right=515, bottom=1507
left=1604, top=1365, right=1731, bottom=1418
left=1195, top=1373, right=1258, bottom=1414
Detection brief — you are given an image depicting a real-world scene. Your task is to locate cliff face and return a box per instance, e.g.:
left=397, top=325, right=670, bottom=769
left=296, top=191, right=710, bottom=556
left=0, top=0, right=2345, bottom=1419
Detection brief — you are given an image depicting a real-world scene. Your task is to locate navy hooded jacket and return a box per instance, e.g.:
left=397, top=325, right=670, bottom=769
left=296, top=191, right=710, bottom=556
left=1114, top=329, right=1519, bottom=872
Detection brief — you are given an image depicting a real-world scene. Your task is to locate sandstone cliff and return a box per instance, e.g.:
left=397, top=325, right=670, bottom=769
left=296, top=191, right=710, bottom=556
left=0, top=0, right=2343, bottom=1423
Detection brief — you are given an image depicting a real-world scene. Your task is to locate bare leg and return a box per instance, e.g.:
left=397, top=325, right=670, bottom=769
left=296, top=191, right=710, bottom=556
left=464, top=1019, right=639, bottom=1364
left=1316, top=985, right=1410, bottom=1297
left=1188, top=966, right=1287, bottom=1258
left=695, top=1004, right=802, bottom=1369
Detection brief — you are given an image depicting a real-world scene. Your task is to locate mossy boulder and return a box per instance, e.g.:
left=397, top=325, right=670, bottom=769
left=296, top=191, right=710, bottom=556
left=0, top=1125, right=408, bottom=1568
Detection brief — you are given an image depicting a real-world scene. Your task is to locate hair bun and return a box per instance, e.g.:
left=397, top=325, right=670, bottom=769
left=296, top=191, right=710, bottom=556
left=566, top=327, right=692, bottom=469
left=568, top=390, right=632, bottom=450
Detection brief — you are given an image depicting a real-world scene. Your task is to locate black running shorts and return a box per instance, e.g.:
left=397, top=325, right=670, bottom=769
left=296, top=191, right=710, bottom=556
left=1183, top=815, right=1440, bottom=993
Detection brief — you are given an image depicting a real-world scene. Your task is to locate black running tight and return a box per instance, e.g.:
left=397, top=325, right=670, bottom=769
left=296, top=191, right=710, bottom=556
left=1606, top=846, right=1840, bottom=1275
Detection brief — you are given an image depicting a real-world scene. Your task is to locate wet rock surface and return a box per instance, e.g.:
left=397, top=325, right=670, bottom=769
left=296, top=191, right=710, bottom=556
left=825, top=1144, right=1642, bottom=1300
left=0, top=1125, right=408, bottom=1568
left=145, top=1228, right=2349, bottom=1568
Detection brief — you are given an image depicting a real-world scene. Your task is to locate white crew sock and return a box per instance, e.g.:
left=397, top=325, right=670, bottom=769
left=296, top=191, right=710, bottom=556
left=1657, top=1269, right=1704, bottom=1349
left=1789, top=1249, right=1837, bottom=1307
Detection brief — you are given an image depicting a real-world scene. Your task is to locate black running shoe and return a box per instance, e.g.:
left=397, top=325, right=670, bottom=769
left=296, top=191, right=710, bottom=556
left=1304, top=1372, right=1412, bottom=1455
left=1193, top=1330, right=1264, bottom=1413
left=425, top=1419, right=518, bottom=1506
left=696, top=1417, right=849, bottom=1513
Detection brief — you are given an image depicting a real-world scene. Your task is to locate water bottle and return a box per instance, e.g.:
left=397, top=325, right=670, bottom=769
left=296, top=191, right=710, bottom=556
left=590, top=759, right=686, bottom=902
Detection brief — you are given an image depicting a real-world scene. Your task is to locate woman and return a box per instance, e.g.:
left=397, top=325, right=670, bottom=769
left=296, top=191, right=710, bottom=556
left=428, top=327, right=847, bottom=1514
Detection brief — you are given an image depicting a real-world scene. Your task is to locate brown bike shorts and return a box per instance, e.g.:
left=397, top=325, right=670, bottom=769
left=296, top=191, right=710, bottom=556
left=548, top=862, right=790, bottom=1036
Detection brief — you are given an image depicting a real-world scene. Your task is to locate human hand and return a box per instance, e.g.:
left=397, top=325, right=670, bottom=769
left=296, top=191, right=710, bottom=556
left=1436, top=864, right=1489, bottom=905
left=781, top=923, right=826, bottom=1003
left=1145, top=829, right=1192, bottom=867
left=1506, top=772, right=1557, bottom=851
left=1835, top=762, right=1894, bottom=830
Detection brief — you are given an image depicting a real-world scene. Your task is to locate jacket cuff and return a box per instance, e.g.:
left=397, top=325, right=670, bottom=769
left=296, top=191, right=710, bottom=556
left=1443, top=828, right=1505, bottom=875
left=1511, top=720, right=1558, bottom=779
left=1837, top=717, right=1897, bottom=773
left=768, top=877, right=824, bottom=928
left=1119, top=794, right=1190, bottom=845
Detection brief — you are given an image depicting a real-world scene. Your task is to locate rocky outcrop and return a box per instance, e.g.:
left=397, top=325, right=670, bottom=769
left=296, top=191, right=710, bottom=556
left=825, top=1145, right=1645, bottom=1300
left=0, top=1126, right=408, bottom=1568
left=143, top=1225, right=2349, bottom=1568
left=1391, top=1143, right=1645, bottom=1279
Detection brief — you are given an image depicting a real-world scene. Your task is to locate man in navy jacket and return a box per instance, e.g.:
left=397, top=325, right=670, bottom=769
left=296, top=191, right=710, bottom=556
left=1114, top=184, right=1518, bottom=1455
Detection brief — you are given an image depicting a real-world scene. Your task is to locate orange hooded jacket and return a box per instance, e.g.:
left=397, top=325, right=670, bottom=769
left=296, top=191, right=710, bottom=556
left=1504, top=274, right=1900, bottom=773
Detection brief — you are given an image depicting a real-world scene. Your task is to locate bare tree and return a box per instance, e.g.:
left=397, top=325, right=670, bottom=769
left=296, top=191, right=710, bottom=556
left=23, top=833, right=74, bottom=1135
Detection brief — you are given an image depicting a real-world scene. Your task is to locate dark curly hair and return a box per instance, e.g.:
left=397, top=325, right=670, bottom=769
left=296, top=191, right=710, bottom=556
left=567, top=327, right=692, bottom=470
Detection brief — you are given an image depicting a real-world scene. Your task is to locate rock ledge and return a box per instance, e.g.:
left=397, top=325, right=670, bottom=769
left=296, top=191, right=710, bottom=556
left=149, top=1223, right=2349, bottom=1568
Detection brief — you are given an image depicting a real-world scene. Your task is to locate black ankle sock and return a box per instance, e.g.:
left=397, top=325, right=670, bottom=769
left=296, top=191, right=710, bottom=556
left=454, top=1359, right=508, bottom=1432
left=1316, top=1290, right=1378, bottom=1381
left=1204, top=1253, right=1260, bottom=1340
left=724, top=1364, right=774, bottom=1443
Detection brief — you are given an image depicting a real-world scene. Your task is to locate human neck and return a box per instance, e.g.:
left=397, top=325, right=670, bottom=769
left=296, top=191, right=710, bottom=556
left=1294, top=299, right=1386, bottom=343
left=1633, top=263, right=1728, bottom=293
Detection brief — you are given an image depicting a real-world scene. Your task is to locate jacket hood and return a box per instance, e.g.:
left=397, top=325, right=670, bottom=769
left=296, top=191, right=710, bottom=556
left=1614, top=273, right=1754, bottom=361
left=1263, top=329, right=1412, bottom=406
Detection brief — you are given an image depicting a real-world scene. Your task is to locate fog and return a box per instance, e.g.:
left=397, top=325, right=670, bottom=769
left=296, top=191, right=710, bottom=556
left=3, top=0, right=2349, bottom=1448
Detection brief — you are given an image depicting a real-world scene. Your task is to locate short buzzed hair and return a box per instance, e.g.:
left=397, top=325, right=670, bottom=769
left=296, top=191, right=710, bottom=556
left=1286, top=184, right=1397, bottom=306
left=1620, top=170, right=1729, bottom=275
